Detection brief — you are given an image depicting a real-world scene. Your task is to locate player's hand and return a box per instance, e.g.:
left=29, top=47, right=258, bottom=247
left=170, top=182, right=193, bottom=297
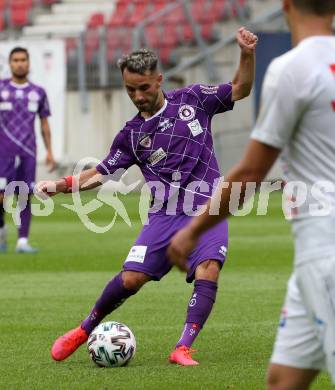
left=237, top=27, right=258, bottom=54
left=46, top=151, right=57, bottom=173
left=167, top=227, right=199, bottom=272
left=35, top=179, right=66, bottom=198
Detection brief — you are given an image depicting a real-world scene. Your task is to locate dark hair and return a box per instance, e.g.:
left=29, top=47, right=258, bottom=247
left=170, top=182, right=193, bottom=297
left=118, top=49, right=158, bottom=75
left=9, top=47, right=29, bottom=61
left=292, top=0, right=335, bottom=15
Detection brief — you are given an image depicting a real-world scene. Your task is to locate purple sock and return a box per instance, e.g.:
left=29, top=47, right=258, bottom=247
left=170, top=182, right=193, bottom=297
left=176, top=279, right=217, bottom=348
left=18, top=198, right=31, bottom=238
left=81, top=272, right=137, bottom=334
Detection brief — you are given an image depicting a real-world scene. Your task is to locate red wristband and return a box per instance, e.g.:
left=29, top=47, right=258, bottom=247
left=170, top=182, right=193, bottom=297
left=63, top=176, right=73, bottom=191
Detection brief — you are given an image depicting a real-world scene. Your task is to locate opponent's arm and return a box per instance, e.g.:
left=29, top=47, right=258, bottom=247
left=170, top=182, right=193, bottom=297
left=36, top=167, right=103, bottom=197
left=231, top=27, right=258, bottom=102
left=40, top=117, right=56, bottom=172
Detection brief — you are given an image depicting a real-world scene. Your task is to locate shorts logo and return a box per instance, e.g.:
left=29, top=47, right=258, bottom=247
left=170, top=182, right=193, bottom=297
left=178, top=105, right=195, bottom=121
left=139, top=134, right=152, bottom=148
left=108, top=149, right=122, bottom=166
left=148, top=147, right=166, bottom=166
left=1, top=90, right=9, bottom=100
left=187, top=119, right=203, bottom=137
left=0, top=178, right=7, bottom=190
left=219, top=245, right=227, bottom=256
left=279, top=308, right=288, bottom=328
left=125, top=245, right=147, bottom=263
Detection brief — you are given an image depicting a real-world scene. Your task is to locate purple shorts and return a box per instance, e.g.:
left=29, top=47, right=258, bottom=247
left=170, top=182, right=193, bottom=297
left=123, top=213, right=228, bottom=283
left=0, top=156, right=36, bottom=194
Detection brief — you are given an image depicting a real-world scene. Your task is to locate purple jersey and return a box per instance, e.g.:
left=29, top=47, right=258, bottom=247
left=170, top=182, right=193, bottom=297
left=97, top=83, right=234, bottom=214
left=0, top=78, right=51, bottom=158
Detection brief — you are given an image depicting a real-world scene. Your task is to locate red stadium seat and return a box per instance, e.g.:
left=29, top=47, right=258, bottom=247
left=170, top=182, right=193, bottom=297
left=10, top=3, right=32, bottom=27
left=87, top=13, right=105, bottom=29
left=0, top=0, right=6, bottom=11
left=0, top=10, right=5, bottom=31
left=108, top=1, right=130, bottom=28
left=127, top=2, right=150, bottom=27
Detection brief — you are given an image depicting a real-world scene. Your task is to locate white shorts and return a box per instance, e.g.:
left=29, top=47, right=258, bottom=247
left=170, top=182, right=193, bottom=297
left=271, top=257, right=335, bottom=383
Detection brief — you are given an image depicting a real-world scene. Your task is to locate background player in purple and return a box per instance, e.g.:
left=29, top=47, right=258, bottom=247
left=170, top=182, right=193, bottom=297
left=0, top=47, right=56, bottom=254
left=38, top=27, right=258, bottom=366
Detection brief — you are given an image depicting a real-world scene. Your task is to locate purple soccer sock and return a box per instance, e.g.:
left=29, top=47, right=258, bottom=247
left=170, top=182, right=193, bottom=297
left=18, top=197, right=31, bottom=238
left=81, top=272, right=137, bottom=335
left=176, top=279, right=217, bottom=348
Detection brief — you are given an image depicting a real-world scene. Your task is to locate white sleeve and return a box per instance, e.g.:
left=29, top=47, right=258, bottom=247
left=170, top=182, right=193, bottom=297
left=251, top=58, right=306, bottom=149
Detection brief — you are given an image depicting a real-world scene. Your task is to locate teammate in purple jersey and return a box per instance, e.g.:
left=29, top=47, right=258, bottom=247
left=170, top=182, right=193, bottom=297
left=0, top=47, right=56, bottom=254
left=38, top=27, right=258, bottom=366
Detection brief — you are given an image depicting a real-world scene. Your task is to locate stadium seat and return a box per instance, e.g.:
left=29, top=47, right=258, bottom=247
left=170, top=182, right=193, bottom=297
left=108, top=1, right=130, bottom=28
left=9, top=2, right=32, bottom=28
left=0, top=10, right=5, bottom=31
left=87, top=13, right=105, bottom=29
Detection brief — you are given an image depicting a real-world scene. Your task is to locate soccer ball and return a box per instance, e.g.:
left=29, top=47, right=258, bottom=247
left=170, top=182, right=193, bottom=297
left=87, top=321, right=136, bottom=367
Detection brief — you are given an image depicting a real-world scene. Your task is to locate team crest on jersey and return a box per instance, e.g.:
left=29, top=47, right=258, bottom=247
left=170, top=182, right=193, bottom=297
left=139, top=134, right=152, bottom=148
left=1, top=90, right=9, bottom=100
left=178, top=105, right=195, bottom=121
left=147, top=147, right=166, bottom=166
left=28, top=91, right=40, bottom=102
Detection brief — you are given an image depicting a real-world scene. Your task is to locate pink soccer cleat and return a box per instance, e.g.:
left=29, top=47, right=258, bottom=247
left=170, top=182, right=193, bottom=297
left=169, top=345, right=199, bottom=366
left=51, top=326, right=88, bottom=361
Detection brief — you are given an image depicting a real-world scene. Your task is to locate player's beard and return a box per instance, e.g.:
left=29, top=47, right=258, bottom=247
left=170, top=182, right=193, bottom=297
left=13, top=71, right=28, bottom=80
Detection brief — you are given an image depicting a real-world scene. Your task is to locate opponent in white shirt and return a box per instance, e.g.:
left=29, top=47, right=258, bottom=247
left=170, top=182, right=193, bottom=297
left=168, top=0, right=335, bottom=388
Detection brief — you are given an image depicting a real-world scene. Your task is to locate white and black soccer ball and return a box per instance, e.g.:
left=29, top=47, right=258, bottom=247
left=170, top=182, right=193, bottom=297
left=87, top=321, right=136, bottom=367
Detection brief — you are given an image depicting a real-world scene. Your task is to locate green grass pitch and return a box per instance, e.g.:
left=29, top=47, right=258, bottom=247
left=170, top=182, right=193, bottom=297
left=0, top=192, right=331, bottom=389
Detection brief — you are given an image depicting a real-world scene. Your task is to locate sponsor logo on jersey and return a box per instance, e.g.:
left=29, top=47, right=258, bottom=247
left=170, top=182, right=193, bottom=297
left=148, top=147, right=167, bottom=166
left=139, top=134, right=152, bottom=148
left=0, top=102, right=13, bottom=111
left=158, top=118, right=173, bottom=132
left=28, top=90, right=40, bottom=102
left=187, top=119, right=203, bottom=137
left=15, top=90, right=24, bottom=99
left=178, top=104, right=195, bottom=121
left=125, top=245, right=147, bottom=263
left=200, top=85, right=219, bottom=95
left=108, top=149, right=122, bottom=166
left=1, top=90, right=9, bottom=100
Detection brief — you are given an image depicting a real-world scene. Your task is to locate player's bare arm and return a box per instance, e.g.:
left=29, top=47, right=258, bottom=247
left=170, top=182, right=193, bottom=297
left=40, top=117, right=56, bottom=172
left=167, top=140, right=280, bottom=270
left=231, top=27, right=258, bottom=101
left=36, top=167, right=103, bottom=197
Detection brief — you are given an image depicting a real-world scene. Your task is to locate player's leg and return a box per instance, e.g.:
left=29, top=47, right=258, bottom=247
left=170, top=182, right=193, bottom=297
left=0, top=156, right=16, bottom=253
left=0, top=192, right=7, bottom=252
left=267, top=363, right=319, bottom=390
left=169, top=259, right=220, bottom=366
left=15, top=155, right=37, bottom=253
left=267, top=274, right=323, bottom=389
left=170, top=219, right=228, bottom=366
left=51, top=270, right=151, bottom=361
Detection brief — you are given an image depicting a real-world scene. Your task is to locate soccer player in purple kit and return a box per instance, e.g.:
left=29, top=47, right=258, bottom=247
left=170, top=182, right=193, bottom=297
left=0, top=47, right=56, bottom=253
left=38, top=27, right=258, bottom=365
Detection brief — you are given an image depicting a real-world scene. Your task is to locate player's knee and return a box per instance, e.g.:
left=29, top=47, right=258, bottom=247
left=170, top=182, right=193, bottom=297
left=195, top=260, right=220, bottom=282
left=121, top=271, right=151, bottom=291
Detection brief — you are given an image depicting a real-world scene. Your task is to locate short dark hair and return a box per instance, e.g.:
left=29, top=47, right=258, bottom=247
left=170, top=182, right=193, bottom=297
left=292, top=0, right=335, bottom=16
left=118, top=49, right=158, bottom=75
left=9, top=47, right=29, bottom=61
